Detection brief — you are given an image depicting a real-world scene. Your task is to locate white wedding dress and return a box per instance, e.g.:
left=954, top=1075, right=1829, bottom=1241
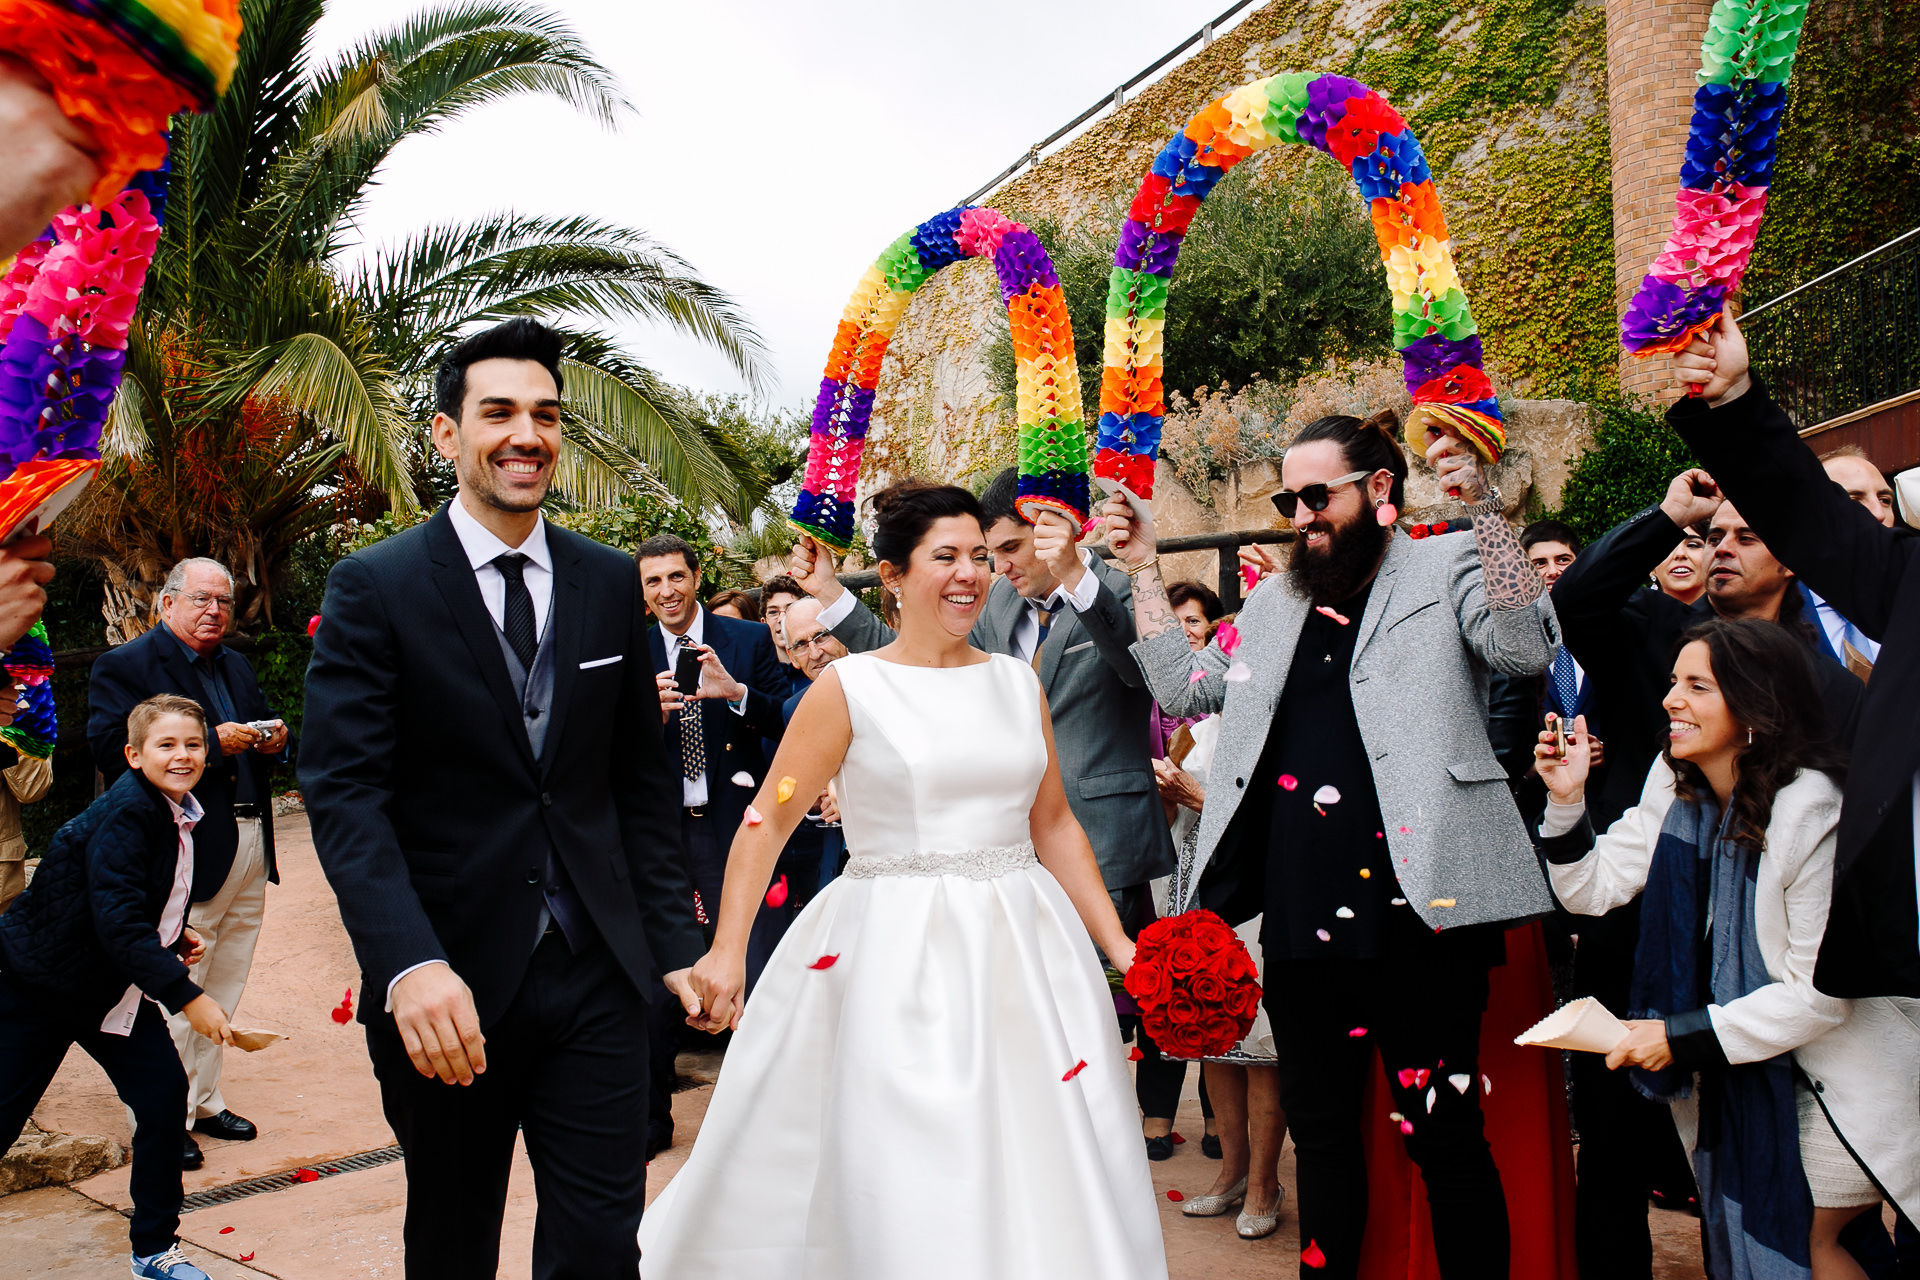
left=638, top=653, right=1167, bottom=1279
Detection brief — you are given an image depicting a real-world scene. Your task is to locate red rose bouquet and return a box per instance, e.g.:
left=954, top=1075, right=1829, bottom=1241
left=1122, top=909, right=1261, bottom=1059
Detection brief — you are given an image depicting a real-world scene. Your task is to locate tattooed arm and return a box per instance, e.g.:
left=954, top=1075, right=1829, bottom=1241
left=1426, top=434, right=1544, bottom=611
left=1099, top=491, right=1230, bottom=716
left=1098, top=492, right=1183, bottom=643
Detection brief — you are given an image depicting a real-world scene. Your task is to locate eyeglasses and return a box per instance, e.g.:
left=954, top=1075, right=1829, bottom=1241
left=1270, top=471, right=1374, bottom=519
left=183, top=592, right=235, bottom=612
left=788, top=632, right=832, bottom=656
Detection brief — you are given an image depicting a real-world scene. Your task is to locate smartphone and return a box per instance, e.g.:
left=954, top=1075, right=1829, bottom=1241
left=1551, top=715, right=1569, bottom=761
left=674, top=644, right=703, bottom=696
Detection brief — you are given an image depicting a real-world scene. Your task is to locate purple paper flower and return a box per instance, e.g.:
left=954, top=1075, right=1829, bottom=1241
left=994, top=228, right=1059, bottom=302
left=1300, top=74, right=1370, bottom=151
left=1397, top=332, right=1485, bottom=393
left=1620, top=278, right=1727, bottom=352
left=1116, top=220, right=1184, bottom=276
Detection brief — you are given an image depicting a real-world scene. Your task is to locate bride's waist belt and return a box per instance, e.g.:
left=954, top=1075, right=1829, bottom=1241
left=843, top=841, right=1038, bottom=881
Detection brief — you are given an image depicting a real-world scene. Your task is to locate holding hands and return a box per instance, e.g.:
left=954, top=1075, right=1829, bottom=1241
left=687, top=948, right=745, bottom=1034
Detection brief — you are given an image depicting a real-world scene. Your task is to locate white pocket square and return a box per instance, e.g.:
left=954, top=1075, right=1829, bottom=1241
left=1065, top=641, right=1096, bottom=654
left=579, top=655, right=623, bottom=670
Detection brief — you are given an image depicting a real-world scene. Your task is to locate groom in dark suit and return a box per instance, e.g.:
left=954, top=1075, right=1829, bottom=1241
left=301, top=319, right=705, bottom=1279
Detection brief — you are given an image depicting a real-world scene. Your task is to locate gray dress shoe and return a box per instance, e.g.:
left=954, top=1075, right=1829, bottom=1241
left=1179, top=1175, right=1247, bottom=1217
left=1236, top=1185, right=1286, bottom=1238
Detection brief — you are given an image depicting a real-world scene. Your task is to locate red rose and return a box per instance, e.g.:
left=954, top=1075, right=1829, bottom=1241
left=1124, top=959, right=1172, bottom=1009
left=1189, top=971, right=1227, bottom=1004
left=1164, top=991, right=1202, bottom=1027
left=1191, top=921, right=1235, bottom=954
left=1165, top=940, right=1206, bottom=978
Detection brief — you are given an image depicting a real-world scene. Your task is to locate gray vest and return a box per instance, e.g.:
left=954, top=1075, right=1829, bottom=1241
left=493, top=615, right=556, bottom=761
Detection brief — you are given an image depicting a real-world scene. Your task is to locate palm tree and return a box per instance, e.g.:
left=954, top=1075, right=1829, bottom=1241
left=64, top=0, right=773, bottom=639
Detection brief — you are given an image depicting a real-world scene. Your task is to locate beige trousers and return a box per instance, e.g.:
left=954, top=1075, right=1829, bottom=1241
left=170, top=816, right=268, bottom=1125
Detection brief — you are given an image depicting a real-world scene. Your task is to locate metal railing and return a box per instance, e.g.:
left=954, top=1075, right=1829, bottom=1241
left=829, top=527, right=1293, bottom=612
left=955, top=0, right=1260, bottom=209
left=1742, top=226, right=1920, bottom=431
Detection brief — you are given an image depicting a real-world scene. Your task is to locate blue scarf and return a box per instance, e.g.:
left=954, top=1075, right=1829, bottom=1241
left=1631, top=794, right=1812, bottom=1280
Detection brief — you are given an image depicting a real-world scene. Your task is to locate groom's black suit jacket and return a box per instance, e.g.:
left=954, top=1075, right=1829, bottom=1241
left=300, top=505, right=704, bottom=1028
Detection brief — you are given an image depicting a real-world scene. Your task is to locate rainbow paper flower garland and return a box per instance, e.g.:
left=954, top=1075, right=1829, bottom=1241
left=0, top=621, right=56, bottom=759
left=1619, top=0, right=1808, bottom=356
left=1098, top=74, right=1502, bottom=501
left=791, top=206, right=1085, bottom=551
left=0, top=0, right=241, bottom=203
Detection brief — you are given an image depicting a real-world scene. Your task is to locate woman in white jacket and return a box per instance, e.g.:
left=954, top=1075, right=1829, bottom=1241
left=1536, top=617, right=1919, bottom=1280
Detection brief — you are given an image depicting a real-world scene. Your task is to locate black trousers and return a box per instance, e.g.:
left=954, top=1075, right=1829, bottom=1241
left=1114, top=884, right=1189, bottom=1121
left=368, top=932, right=650, bottom=1280
left=1568, top=901, right=1698, bottom=1280
left=1267, top=954, right=1509, bottom=1280
left=0, top=976, right=186, bottom=1256
left=648, top=809, right=725, bottom=1145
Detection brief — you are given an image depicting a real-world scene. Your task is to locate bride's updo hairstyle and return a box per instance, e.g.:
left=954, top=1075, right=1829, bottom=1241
left=1287, top=408, right=1409, bottom=512
left=867, top=481, right=986, bottom=575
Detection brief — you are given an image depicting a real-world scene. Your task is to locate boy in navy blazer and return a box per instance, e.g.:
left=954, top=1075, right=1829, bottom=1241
left=0, top=694, right=235, bottom=1280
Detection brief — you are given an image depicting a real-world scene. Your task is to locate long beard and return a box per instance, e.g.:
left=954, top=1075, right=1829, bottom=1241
left=1287, top=513, right=1391, bottom=607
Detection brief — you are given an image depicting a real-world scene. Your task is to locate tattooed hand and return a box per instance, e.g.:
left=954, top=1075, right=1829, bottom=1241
left=1424, top=430, right=1487, bottom=504
left=1424, top=430, right=1543, bottom=610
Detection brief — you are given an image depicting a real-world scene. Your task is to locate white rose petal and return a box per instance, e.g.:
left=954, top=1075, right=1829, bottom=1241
left=1449, top=1074, right=1471, bottom=1094
left=1425, top=1087, right=1436, bottom=1113
left=1313, top=784, right=1342, bottom=805
left=731, top=771, right=754, bottom=787
left=1315, top=928, right=1331, bottom=942
left=1224, top=661, right=1252, bottom=682
left=1335, top=906, right=1355, bottom=919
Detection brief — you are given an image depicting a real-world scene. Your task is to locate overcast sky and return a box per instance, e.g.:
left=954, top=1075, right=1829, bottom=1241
left=309, top=0, right=1253, bottom=412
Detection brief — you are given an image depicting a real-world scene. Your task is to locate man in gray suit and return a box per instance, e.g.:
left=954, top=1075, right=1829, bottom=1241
left=791, top=467, right=1184, bottom=1148
left=1105, top=414, right=1558, bottom=1280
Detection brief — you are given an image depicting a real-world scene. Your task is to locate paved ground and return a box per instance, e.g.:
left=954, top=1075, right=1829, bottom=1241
left=10, top=817, right=1709, bottom=1278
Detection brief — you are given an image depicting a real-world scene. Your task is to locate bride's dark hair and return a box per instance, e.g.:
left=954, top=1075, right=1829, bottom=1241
left=867, top=481, right=985, bottom=573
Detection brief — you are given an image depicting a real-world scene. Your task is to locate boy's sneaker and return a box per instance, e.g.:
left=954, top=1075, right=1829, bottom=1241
left=131, top=1246, right=211, bottom=1279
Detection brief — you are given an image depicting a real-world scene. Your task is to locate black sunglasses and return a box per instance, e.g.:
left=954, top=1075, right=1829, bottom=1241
left=1270, top=470, right=1373, bottom=519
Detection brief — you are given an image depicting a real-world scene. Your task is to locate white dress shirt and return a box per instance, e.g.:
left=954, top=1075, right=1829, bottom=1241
left=447, top=495, right=553, bottom=641
left=661, top=606, right=750, bottom=808
left=101, top=791, right=201, bottom=1035
left=388, top=499, right=555, bottom=1009
left=1807, top=587, right=1882, bottom=664
left=814, top=546, right=1104, bottom=663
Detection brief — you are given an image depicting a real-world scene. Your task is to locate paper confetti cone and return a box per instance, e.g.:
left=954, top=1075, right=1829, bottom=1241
left=1513, top=995, right=1630, bottom=1054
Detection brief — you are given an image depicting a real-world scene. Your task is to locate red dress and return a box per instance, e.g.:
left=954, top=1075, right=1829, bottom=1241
left=1355, top=922, right=1578, bottom=1280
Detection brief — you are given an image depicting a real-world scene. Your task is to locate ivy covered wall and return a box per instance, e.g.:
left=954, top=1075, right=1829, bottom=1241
left=862, top=0, right=1918, bottom=490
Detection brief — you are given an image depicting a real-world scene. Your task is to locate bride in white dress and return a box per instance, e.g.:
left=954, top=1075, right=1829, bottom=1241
left=640, top=482, right=1168, bottom=1279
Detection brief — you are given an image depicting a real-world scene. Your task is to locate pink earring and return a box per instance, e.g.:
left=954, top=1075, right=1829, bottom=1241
left=1375, top=500, right=1398, bottom=526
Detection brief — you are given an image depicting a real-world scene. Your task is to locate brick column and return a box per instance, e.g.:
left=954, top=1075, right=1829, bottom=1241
left=1606, top=0, right=1715, bottom=398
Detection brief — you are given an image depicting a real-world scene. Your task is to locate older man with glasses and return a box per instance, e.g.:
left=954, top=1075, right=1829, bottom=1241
left=88, top=558, right=290, bottom=1171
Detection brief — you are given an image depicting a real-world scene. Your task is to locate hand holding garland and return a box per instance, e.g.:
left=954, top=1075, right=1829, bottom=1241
left=1424, top=429, right=1544, bottom=611
left=1099, top=491, right=1183, bottom=645
left=0, top=55, right=99, bottom=260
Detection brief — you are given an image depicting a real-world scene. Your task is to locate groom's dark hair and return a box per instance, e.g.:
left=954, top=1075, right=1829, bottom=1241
left=979, top=467, right=1024, bottom=529
left=436, top=318, right=566, bottom=421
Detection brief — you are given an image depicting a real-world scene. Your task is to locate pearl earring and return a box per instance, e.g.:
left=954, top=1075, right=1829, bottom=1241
left=1747, top=726, right=1754, bottom=746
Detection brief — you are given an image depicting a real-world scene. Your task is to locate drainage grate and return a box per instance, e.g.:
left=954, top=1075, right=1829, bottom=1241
left=169, top=1145, right=406, bottom=1213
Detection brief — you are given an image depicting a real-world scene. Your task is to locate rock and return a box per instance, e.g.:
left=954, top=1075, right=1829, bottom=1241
left=0, top=1120, right=124, bottom=1195
left=272, top=791, right=306, bottom=817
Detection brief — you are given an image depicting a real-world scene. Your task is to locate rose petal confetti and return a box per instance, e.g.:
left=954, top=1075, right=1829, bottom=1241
left=806, top=954, right=840, bottom=970
left=1241, top=564, right=1259, bottom=592
left=1396, top=1068, right=1419, bottom=1088
left=306, top=615, right=321, bottom=637
left=1425, top=1086, right=1437, bottom=1113
left=220, top=1227, right=234, bottom=1234
left=1449, top=1073, right=1471, bottom=1094
left=330, top=988, right=353, bottom=1025
left=1128, top=1046, right=1144, bottom=1061
left=1167, top=1189, right=1186, bottom=1202
left=1314, top=606, right=1351, bottom=625
left=1188, top=669, right=1207, bottom=683
left=776, top=776, right=797, bottom=803
left=1391, top=897, right=1408, bottom=905
left=295, top=1168, right=321, bottom=1183
left=1316, top=928, right=1331, bottom=942
left=1335, top=906, right=1355, bottom=919
left=1399, top=826, right=1412, bottom=834
left=1359, top=868, right=1371, bottom=878
left=1062, top=1060, right=1089, bottom=1081
left=1172, top=1132, right=1186, bottom=1145
left=1314, top=803, right=1326, bottom=816
left=731, top=771, right=754, bottom=787
left=1224, top=661, right=1252, bottom=682
left=1389, top=1111, right=1405, bottom=1121
left=744, top=804, right=764, bottom=826
left=1215, top=622, right=1241, bottom=656
left=1349, top=1027, right=1368, bottom=1037
left=1399, top=1119, right=1415, bottom=1135
left=1278, top=774, right=1298, bottom=791
left=240, top=1254, right=255, bottom=1263
left=1429, top=898, right=1457, bottom=908
left=764, top=874, right=789, bottom=909
left=1313, top=785, right=1342, bottom=805
left=1482, top=1074, right=1493, bottom=1095
left=1303, top=1239, right=1327, bottom=1268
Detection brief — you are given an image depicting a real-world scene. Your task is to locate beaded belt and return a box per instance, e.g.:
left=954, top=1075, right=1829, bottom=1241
left=842, top=841, right=1038, bottom=881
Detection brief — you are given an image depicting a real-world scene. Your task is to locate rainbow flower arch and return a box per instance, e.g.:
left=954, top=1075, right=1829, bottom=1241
left=790, top=206, right=1085, bottom=552
left=1096, top=73, right=1503, bottom=500
left=1620, top=0, right=1808, bottom=356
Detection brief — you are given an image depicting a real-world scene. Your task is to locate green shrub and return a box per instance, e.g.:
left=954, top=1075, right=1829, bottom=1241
left=1553, top=396, right=1697, bottom=546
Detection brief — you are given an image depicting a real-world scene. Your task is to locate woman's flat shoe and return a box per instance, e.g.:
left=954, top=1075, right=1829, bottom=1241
left=1236, top=1186, right=1286, bottom=1238
left=1201, top=1133, right=1223, bottom=1159
left=1180, top=1176, right=1247, bottom=1217
left=1145, top=1134, right=1176, bottom=1161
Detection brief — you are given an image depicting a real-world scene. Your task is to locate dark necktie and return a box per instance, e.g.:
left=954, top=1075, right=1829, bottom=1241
left=1550, top=646, right=1580, bottom=719
left=677, top=637, right=705, bottom=782
left=493, top=553, right=537, bottom=670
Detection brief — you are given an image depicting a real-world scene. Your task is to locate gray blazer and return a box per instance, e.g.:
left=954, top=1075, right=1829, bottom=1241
left=828, top=554, right=1175, bottom=890
left=1134, top=530, right=1560, bottom=931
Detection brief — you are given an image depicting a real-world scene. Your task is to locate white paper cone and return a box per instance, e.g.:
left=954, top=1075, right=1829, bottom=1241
left=1512, top=996, right=1628, bottom=1053
left=230, top=1028, right=286, bottom=1053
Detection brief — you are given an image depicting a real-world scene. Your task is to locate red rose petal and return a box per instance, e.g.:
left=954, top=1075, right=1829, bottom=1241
left=764, top=874, right=789, bottom=909
left=295, top=1168, right=320, bottom=1183
left=1397, top=1067, right=1419, bottom=1088
left=1349, top=1026, right=1368, bottom=1037
left=1278, top=774, right=1298, bottom=790
left=1303, top=1239, right=1327, bottom=1268
left=240, top=1254, right=255, bottom=1263
left=1170, top=1132, right=1186, bottom=1145
left=219, top=1226, right=234, bottom=1234
left=806, top=954, right=839, bottom=970
left=1062, top=1059, right=1089, bottom=1081
left=1167, top=1189, right=1186, bottom=1202
left=1128, top=1046, right=1144, bottom=1061
left=306, top=614, right=321, bottom=637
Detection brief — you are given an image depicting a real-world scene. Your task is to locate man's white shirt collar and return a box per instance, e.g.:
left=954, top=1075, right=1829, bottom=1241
left=446, top=494, right=552, bottom=576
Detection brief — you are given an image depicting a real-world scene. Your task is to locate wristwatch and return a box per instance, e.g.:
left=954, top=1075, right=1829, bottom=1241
left=1462, top=486, right=1504, bottom=518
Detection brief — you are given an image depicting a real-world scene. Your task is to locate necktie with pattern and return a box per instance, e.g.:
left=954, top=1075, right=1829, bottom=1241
left=1550, top=646, right=1580, bottom=719
left=677, top=637, right=705, bottom=782
left=493, top=552, right=537, bottom=670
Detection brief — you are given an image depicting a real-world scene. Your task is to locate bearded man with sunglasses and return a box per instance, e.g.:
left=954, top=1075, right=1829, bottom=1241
left=1105, top=412, right=1560, bottom=1280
